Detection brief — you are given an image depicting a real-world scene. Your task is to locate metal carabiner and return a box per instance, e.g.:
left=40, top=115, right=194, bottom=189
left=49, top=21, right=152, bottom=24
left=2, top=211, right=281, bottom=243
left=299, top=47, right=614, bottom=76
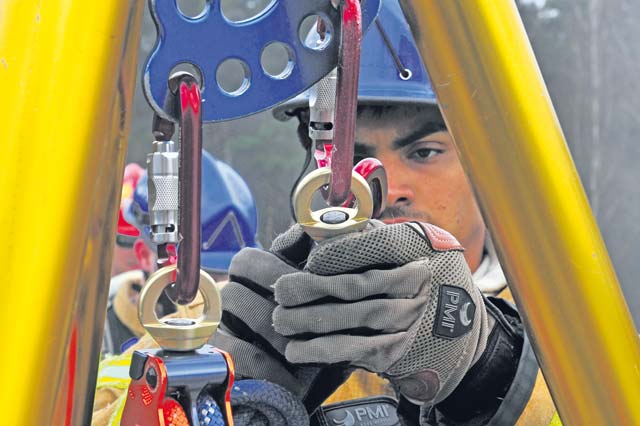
left=294, top=0, right=389, bottom=240
left=147, top=71, right=203, bottom=305
left=328, top=0, right=363, bottom=206
left=172, top=72, right=203, bottom=305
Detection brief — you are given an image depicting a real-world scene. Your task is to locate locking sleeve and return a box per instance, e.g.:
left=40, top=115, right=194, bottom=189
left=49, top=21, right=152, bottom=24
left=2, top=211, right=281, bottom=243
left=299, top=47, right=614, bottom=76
left=309, top=68, right=337, bottom=142
left=147, top=140, right=179, bottom=244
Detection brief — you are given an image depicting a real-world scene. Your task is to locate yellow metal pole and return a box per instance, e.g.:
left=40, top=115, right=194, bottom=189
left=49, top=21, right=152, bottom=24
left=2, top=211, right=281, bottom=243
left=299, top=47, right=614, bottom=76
left=402, top=1, right=640, bottom=424
left=62, top=4, right=146, bottom=425
left=0, top=0, right=143, bottom=424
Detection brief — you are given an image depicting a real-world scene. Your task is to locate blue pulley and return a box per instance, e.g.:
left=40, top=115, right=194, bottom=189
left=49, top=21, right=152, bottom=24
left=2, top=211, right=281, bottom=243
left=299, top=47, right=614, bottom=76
left=144, top=0, right=381, bottom=122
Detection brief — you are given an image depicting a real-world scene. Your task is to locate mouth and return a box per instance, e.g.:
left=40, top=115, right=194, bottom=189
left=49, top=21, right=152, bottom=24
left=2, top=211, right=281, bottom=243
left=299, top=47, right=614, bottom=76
left=381, top=217, right=415, bottom=225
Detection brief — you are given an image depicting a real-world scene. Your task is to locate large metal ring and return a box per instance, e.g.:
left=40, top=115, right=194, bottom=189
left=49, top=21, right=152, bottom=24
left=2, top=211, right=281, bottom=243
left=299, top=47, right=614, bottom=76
left=139, top=266, right=221, bottom=352
left=293, top=168, right=373, bottom=241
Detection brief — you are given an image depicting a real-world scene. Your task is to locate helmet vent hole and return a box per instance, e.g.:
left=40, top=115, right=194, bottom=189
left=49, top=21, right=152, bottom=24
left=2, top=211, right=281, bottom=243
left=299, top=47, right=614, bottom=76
left=399, top=68, right=412, bottom=81
left=216, top=58, right=251, bottom=97
left=299, top=15, right=333, bottom=51
left=177, top=0, right=209, bottom=19
left=261, top=42, right=295, bottom=80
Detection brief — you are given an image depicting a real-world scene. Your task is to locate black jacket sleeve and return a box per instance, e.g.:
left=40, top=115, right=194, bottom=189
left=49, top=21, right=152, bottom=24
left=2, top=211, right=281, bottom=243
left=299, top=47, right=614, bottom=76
left=397, top=297, right=540, bottom=426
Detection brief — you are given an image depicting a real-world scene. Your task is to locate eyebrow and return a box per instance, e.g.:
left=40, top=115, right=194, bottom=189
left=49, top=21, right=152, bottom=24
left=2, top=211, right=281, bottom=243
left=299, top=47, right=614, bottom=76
left=392, top=121, right=447, bottom=150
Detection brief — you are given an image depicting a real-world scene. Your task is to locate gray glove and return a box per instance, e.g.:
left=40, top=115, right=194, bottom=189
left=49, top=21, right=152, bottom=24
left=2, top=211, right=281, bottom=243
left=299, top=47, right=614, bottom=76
left=211, top=227, right=351, bottom=413
left=272, top=221, right=492, bottom=404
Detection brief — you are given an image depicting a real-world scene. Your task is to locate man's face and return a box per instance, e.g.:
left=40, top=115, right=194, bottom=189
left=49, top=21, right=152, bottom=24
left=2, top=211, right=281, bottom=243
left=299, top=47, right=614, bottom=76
left=354, top=105, right=486, bottom=270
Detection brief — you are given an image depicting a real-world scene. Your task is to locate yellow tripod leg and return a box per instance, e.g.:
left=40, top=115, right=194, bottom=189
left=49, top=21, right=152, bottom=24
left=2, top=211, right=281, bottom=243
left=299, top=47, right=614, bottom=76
left=404, top=0, right=640, bottom=424
left=0, top=0, right=143, bottom=423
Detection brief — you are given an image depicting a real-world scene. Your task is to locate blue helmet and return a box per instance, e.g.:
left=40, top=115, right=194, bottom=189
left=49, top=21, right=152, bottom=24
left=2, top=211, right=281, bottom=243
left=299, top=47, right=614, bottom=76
left=126, top=150, right=259, bottom=273
left=273, top=0, right=436, bottom=120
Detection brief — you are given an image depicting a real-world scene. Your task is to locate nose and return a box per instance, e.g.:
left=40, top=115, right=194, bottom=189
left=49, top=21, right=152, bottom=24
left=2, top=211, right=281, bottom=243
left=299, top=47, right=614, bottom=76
left=386, top=170, right=414, bottom=208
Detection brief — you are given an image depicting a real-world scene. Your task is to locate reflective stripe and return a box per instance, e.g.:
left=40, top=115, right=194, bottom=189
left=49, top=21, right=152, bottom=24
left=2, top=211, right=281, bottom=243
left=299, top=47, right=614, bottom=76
left=108, top=394, right=127, bottom=426
left=96, top=354, right=133, bottom=426
left=96, top=353, right=133, bottom=389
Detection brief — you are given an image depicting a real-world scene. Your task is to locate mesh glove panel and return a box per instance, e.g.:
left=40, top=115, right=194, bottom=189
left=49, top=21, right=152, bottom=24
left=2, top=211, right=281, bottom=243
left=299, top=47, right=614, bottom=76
left=273, top=222, right=491, bottom=404
left=211, top=229, right=350, bottom=413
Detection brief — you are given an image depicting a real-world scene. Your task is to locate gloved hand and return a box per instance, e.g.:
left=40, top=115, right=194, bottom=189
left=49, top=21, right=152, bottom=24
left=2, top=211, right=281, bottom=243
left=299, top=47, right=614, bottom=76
left=211, top=226, right=352, bottom=413
left=272, top=221, right=493, bottom=404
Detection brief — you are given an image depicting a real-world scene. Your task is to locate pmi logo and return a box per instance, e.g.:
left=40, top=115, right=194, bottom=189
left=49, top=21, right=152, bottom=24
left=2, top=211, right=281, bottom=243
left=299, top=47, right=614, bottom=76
left=434, top=285, right=476, bottom=339
left=331, top=404, right=392, bottom=426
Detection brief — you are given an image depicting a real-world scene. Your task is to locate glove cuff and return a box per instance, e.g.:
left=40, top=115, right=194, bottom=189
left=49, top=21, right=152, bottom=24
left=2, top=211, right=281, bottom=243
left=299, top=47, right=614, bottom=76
left=432, top=296, right=526, bottom=423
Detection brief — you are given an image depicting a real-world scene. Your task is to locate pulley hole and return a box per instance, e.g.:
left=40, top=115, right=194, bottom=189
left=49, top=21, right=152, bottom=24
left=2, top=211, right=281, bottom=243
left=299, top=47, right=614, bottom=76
left=299, top=15, right=333, bottom=51
left=261, top=42, right=295, bottom=79
left=221, top=0, right=274, bottom=23
left=216, top=58, right=251, bottom=96
left=169, top=62, right=204, bottom=89
left=176, top=0, right=210, bottom=19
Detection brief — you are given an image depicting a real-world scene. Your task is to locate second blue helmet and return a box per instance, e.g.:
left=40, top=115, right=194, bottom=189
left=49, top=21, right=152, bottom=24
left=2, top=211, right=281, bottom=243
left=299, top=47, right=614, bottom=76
left=126, top=150, right=259, bottom=273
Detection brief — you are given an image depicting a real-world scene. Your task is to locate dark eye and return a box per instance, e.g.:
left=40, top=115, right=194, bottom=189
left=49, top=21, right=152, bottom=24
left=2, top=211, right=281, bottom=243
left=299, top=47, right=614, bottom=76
left=408, top=147, right=443, bottom=163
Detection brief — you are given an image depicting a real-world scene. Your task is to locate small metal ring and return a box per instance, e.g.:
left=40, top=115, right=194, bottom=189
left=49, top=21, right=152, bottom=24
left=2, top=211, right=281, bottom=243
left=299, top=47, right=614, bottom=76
left=138, top=266, right=221, bottom=351
left=293, top=168, right=373, bottom=240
